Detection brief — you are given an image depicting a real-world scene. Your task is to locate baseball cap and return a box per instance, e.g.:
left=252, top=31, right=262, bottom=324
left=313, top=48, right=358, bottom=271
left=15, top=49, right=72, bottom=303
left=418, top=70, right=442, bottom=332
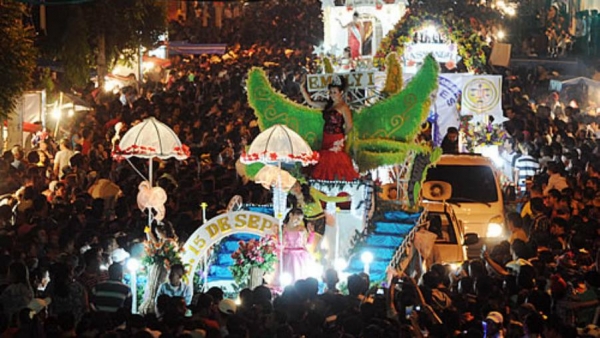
left=486, top=311, right=504, bottom=325
left=218, top=298, right=237, bottom=315
left=577, top=324, right=600, bottom=337
left=110, top=248, right=130, bottom=264
left=28, top=298, right=51, bottom=314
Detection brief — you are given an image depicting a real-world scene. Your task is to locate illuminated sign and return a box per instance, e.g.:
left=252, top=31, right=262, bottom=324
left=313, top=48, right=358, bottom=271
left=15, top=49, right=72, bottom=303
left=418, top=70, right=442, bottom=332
left=181, top=211, right=278, bottom=281
left=306, top=71, right=381, bottom=92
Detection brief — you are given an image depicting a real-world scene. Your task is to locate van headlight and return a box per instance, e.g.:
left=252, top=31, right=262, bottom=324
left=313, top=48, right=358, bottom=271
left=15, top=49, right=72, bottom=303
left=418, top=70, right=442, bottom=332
left=486, top=216, right=504, bottom=238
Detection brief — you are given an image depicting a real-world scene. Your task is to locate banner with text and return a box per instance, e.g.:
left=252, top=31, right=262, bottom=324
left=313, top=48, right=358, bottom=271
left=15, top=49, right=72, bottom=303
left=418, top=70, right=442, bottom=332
left=307, top=71, right=382, bottom=92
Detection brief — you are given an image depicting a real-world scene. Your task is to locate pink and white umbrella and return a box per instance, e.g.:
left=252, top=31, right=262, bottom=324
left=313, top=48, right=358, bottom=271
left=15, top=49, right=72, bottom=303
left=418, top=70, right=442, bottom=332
left=113, top=117, right=190, bottom=161
left=240, top=124, right=318, bottom=166
left=112, top=117, right=189, bottom=224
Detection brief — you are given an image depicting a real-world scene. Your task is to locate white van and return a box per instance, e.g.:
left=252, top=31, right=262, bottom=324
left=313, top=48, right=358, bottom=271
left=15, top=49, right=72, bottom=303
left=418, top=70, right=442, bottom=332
left=421, top=199, right=478, bottom=269
left=424, top=154, right=507, bottom=249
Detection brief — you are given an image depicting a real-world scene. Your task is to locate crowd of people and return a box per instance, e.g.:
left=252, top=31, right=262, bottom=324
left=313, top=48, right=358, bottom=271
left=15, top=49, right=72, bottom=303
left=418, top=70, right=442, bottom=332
left=0, top=0, right=599, bottom=337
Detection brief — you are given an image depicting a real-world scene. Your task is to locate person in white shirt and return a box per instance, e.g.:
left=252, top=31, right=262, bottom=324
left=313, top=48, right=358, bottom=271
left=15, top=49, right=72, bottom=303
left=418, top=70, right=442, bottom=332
left=514, top=142, right=539, bottom=192
left=53, top=139, right=74, bottom=179
left=155, top=264, right=193, bottom=308
left=544, top=161, right=568, bottom=195
left=499, top=138, right=518, bottom=183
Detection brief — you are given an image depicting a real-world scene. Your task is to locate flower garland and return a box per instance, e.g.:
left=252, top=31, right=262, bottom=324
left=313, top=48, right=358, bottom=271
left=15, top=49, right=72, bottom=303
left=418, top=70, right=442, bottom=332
left=375, top=2, right=502, bottom=73
left=112, top=143, right=190, bottom=161
left=230, top=235, right=280, bottom=288
left=240, top=150, right=319, bottom=165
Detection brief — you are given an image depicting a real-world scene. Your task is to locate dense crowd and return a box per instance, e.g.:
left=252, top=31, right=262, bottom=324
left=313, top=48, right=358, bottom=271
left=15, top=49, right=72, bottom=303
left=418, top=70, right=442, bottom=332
left=0, top=0, right=599, bottom=337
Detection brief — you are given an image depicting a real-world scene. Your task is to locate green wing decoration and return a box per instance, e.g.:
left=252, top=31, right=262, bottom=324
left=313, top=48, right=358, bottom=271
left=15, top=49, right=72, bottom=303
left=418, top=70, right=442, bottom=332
left=352, top=54, right=438, bottom=143
left=246, top=67, right=324, bottom=150
left=348, top=54, right=439, bottom=172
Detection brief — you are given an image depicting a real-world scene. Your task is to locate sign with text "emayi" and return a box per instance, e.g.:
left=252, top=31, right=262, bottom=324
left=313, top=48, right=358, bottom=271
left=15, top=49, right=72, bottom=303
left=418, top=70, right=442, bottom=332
left=307, top=72, right=380, bottom=92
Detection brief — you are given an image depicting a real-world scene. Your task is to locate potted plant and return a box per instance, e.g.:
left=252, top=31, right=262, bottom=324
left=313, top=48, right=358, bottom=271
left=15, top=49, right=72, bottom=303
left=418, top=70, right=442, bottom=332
left=230, top=235, right=279, bottom=289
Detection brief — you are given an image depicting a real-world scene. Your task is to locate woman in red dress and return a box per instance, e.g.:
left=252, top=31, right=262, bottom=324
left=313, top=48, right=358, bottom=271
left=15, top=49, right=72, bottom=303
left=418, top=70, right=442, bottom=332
left=301, top=75, right=359, bottom=181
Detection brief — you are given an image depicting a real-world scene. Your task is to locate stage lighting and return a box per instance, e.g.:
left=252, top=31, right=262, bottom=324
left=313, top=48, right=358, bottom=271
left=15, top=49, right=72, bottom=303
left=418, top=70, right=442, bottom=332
left=280, top=272, right=292, bottom=287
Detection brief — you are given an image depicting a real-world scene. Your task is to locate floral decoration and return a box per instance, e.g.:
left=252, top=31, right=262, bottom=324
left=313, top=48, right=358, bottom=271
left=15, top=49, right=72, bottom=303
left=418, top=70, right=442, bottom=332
left=375, top=1, right=503, bottom=73
left=240, top=150, right=319, bottom=165
left=230, top=235, right=280, bottom=288
left=112, top=143, right=190, bottom=160
left=142, top=238, right=185, bottom=274
left=461, top=122, right=508, bottom=153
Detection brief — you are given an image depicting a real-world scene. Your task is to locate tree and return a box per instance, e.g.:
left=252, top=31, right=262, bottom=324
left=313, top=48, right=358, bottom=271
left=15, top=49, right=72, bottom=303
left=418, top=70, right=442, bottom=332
left=40, top=0, right=167, bottom=90
left=0, top=1, right=38, bottom=120
left=62, top=6, right=90, bottom=89
left=83, top=0, right=167, bottom=88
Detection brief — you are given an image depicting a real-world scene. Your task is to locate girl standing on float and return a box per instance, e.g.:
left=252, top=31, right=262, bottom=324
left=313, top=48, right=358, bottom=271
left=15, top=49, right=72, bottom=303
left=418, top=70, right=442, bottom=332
left=281, top=208, right=314, bottom=282
left=300, top=74, right=359, bottom=181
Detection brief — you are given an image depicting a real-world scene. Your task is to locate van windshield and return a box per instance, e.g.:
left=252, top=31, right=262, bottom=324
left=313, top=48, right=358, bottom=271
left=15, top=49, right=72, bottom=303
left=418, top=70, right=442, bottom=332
left=426, top=165, right=498, bottom=203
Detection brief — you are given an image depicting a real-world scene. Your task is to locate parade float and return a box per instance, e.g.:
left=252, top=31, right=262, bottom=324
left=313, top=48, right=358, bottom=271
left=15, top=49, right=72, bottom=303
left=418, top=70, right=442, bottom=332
left=128, top=0, right=513, bottom=302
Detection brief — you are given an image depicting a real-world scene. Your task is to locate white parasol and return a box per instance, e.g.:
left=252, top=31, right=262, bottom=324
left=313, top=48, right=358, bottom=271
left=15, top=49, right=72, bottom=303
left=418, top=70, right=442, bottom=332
left=112, top=117, right=189, bottom=225
left=113, top=117, right=190, bottom=160
left=240, top=124, right=318, bottom=166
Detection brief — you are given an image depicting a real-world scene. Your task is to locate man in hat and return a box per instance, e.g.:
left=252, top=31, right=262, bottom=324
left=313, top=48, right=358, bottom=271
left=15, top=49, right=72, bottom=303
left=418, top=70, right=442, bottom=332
left=485, top=311, right=505, bottom=337
left=217, top=298, right=237, bottom=337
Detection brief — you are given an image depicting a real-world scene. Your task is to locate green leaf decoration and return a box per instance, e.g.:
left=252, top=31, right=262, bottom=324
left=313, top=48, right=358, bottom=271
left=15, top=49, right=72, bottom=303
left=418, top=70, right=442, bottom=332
left=350, top=55, right=438, bottom=144
left=323, top=57, right=334, bottom=74
left=352, top=140, right=433, bottom=172
left=413, top=181, right=421, bottom=206
left=347, top=55, right=438, bottom=172
left=246, top=67, right=324, bottom=150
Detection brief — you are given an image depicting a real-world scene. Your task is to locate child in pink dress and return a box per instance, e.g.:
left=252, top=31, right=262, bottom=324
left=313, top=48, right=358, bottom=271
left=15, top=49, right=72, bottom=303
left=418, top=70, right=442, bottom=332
left=281, top=208, right=315, bottom=283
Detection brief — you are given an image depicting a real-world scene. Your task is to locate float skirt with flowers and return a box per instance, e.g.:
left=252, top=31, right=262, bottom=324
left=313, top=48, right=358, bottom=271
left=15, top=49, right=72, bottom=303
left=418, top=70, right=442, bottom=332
left=230, top=235, right=280, bottom=289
